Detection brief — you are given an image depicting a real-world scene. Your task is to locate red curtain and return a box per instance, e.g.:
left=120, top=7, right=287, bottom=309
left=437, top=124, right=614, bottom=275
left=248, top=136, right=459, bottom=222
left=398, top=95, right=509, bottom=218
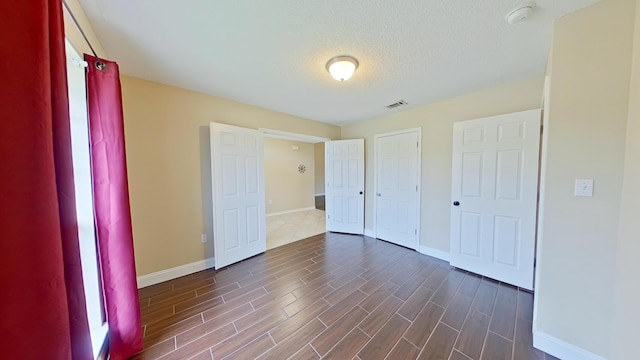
left=0, top=1, right=93, bottom=359
left=85, top=54, right=143, bottom=360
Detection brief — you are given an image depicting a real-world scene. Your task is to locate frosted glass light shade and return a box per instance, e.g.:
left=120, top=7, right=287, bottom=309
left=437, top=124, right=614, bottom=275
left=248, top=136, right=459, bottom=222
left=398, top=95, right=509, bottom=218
left=326, top=55, right=359, bottom=82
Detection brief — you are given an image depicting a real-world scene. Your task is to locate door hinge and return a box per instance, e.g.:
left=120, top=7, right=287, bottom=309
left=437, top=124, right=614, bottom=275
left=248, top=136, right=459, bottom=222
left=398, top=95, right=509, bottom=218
left=327, top=214, right=330, bottom=219
left=414, top=229, right=417, bottom=235
left=416, top=185, right=418, bottom=192
left=417, top=141, right=419, bottom=148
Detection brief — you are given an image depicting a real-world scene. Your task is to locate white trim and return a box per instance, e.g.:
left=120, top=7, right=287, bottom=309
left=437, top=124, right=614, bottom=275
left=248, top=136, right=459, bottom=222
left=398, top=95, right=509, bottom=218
left=419, top=245, right=451, bottom=262
left=259, top=128, right=330, bottom=144
left=533, top=75, right=551, bottom=327
left=533, top=331, right=607, bottom=360
left=364, top=229, right=376, bottom=238
left=314, top=193, right=325, bottom=196
left=90, top=324, right=108, bottom=360
left=266, top=206, right=316, bottom=217
left=137, top=257, right=216, bottom=289
left=374, top=127, right=423, bottom=138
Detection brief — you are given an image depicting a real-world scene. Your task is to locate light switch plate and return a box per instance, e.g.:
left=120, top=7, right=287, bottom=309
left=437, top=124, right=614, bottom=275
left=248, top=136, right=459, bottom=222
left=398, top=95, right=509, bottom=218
left=574, top=179, right=594, bottom=197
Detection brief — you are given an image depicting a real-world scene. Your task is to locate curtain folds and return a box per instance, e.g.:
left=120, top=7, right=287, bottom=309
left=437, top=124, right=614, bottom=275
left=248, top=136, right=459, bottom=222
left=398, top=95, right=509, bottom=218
left=85, top=54, right=143, bottom=360
left=0, top=0, right=93, bottom=359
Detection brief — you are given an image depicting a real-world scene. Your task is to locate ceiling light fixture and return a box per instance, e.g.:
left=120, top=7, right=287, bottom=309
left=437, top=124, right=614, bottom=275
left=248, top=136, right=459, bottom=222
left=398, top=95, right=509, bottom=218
left=505, top=2, right=536, bottom=24
left=325, top=55, right=359, bottom=82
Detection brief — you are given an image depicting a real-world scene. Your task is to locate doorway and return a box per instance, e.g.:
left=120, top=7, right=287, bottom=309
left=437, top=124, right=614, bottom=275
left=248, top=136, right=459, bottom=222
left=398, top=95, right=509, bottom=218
left=260, top=128, right=330, bottom=251
left=263, top=136, right=327, bottom=249
left=314, top=142, right=326, bottom=211
left=210, top=125, right=331, bottom=266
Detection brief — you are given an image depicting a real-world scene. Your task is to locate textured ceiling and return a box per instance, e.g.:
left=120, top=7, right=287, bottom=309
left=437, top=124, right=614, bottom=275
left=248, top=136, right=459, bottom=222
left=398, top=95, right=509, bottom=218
left=77, top=0, right=601, bottom=125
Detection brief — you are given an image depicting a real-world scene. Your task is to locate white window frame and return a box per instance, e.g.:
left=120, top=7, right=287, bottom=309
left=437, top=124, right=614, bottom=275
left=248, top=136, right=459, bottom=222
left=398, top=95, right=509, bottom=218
left=65, top=39, right=108, bottom=359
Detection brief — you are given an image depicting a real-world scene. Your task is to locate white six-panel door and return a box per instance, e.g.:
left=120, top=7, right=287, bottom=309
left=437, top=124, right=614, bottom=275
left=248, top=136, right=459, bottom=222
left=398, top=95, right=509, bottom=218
left=210, top=123, right=266, bottom=269
left=450, top=109, right=541, bottom=290
left=375, top=130, right=420, bottom=249
left=325, top=139, right=365, bottom=235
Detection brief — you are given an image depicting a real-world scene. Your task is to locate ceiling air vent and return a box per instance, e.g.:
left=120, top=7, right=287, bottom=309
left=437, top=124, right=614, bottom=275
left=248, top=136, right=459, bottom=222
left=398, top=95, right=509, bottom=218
left=386, top=100, right=408, bottom=109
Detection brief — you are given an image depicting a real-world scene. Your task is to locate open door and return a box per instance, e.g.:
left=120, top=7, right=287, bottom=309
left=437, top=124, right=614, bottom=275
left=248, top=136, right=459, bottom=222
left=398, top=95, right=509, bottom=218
left=210, top=123, right=266, bottom=269
left=450, top=109, right=541, bottom=290
left=325, top=139, right=365, bottom=235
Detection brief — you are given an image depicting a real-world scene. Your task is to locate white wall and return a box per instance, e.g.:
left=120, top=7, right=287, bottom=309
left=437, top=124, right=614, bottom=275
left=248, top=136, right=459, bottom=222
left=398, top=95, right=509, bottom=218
left=534, top=0, right=635, bottom=358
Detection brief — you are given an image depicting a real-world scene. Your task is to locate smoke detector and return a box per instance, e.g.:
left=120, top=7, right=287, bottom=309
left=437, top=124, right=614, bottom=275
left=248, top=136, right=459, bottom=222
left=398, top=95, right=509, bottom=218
left=505, top=2, right=536, bottom=24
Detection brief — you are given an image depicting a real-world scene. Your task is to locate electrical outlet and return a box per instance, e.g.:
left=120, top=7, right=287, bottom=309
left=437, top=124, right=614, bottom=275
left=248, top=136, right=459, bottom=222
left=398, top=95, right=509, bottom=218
left=201, top=234, right=207, bottom=243
left=269, top=199, right=273, bottom=204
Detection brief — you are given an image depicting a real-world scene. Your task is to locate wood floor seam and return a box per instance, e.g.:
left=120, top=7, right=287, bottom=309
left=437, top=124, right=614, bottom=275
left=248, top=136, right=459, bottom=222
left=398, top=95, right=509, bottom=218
left=133, top=233, right=550, bottom=360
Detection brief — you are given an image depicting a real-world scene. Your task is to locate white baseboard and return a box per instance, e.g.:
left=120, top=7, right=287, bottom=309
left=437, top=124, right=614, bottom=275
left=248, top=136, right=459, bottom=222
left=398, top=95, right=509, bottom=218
left=137, top=257, right=215, bottom=289
left=418, top=245, right=450, bottom=262
left=364, top=229, right=376, bottom=238
left=533, top=331, right=606, bottom=360
left=266, top=206, right=316, bottom=217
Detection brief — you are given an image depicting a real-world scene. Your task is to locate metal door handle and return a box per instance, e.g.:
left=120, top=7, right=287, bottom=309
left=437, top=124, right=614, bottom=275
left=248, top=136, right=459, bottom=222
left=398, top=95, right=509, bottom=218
left=376, top=193, right=382, bottom=196
left=453, top=201, right=460, bottom=206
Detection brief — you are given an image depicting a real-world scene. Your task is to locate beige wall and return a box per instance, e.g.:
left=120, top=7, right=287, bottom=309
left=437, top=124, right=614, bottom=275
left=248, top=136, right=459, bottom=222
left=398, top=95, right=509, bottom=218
left=264, top=138, right=315, bottom=214
left=534, top=0, right=635, bottom=358
left=314, top=142, right=325, bottom=195
left=67, top=9, right=640, bottom=357
left=614, top=1, right=640, bottom=358
left=121, top=76, right=340, bottom=275
left=341, top=77, right=544, bottom=252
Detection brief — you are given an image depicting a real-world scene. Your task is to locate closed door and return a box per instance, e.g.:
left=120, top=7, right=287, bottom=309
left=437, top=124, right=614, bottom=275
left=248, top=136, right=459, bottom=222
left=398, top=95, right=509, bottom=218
left=450, top=109, right=541, bottom=290
left=375, top=130, right=420, bottom=250
left=210, top=123, right=266, bottom=269
left=325, top=139, right=365, bottom=235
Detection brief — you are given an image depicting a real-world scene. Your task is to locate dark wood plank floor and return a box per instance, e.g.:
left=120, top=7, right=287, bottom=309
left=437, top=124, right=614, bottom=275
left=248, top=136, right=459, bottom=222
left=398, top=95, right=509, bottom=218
left=133, top=233, right=557, bottom=360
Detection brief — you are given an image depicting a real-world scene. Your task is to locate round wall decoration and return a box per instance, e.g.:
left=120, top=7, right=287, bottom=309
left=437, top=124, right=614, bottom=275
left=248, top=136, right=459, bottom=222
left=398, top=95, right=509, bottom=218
left=298, top=164, right=306, bottom=173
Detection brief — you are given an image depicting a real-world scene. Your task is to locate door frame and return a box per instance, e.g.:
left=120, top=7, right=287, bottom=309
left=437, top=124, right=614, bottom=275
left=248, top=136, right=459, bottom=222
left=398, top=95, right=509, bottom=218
left=259, top=128, right=330, bottom=144
left=210, top=125, right=331, bottom=266
left=373, top=127, right=422, bottom=249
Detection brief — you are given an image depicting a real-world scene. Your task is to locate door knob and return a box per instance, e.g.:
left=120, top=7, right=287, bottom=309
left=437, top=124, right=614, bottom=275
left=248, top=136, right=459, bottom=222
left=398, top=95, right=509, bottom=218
left=359, top=191, right=363, bottom=195
left=453, top=201, right=460, bottom=206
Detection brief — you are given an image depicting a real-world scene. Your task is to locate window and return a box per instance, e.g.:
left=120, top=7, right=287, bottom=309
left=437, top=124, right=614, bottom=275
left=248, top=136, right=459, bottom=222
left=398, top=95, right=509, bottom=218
left=65, top=39, right=108, bottom=359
